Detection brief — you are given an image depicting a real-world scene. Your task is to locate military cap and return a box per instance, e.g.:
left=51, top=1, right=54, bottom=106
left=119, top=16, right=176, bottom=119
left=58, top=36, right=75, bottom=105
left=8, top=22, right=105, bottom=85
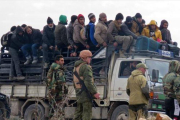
left=136, top=63, right=148, bottom=69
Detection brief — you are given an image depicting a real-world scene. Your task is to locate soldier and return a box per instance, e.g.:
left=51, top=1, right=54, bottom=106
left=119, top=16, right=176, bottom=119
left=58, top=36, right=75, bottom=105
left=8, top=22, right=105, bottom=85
left=163, top=60, right=180, bottom=119
left=73, top=50, right=100, bottom=120
left=126, top=63, right=149, bottom=120
left=47, top=55, right=68, bottom=119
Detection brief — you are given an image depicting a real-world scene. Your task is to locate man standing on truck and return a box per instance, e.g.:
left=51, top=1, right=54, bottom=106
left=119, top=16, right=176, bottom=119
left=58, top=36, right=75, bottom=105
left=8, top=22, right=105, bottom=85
left=163, top=60, right=180, bottom=119
left=47, top=55, right=68, bottom=119
left=73, top=50, right=100, bottom=120
left=126, top=63, right=149, bottom=120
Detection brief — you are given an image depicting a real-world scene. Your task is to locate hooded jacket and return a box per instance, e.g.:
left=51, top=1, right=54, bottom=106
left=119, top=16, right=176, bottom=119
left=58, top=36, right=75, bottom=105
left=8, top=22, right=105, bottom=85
left=73, top=19, right=87, bottom=46
left=126, top=69, right=149, bottom=105
left=163, top=60, right=180, bottom=99
left=73, top=60, right=97, bottom=103
left=42, top=24, right=56, bottom=46
left=25, top=28, right=42, bottom=44
left=94, top=20, right=108, bottom=45
left=141, top=20, right=162, bottom=41
left=10, top=26, right=26, bottom=50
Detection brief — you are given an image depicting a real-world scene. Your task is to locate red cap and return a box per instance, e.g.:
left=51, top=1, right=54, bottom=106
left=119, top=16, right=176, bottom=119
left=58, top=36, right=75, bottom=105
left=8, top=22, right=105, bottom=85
left=77, top=14, right=84, bottom=20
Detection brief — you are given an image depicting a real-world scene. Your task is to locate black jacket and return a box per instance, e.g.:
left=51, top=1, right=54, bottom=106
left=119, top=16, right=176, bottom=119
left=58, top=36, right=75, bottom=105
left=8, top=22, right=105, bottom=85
left=42, top=25, right=56, bottom=46
left=25, top=28, right=42, bottom=45
left=120, top=22, right=137, bottom=39
left=10, top=26, right=26, bottom=50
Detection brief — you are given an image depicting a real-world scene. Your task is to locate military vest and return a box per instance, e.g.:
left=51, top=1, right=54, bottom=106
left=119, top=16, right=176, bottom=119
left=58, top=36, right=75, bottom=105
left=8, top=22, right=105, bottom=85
left=73, top=63, right=94, bottom=89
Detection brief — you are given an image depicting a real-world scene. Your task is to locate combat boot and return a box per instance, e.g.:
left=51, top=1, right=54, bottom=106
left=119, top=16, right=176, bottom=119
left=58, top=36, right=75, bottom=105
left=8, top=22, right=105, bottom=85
left=24, top=56, right=32, bottom=65
left=119, top=50, right=126, bottom=58
left=32, top=57, right=38, bottom=64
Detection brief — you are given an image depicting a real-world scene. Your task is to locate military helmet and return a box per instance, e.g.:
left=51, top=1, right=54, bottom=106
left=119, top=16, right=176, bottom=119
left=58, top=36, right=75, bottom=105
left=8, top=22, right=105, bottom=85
left=79, top=50, right=92, bottom=58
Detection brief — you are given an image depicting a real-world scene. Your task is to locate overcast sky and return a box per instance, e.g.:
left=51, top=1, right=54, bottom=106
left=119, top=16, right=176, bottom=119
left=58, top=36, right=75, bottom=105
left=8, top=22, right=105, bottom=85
left=1, top=0, right=180, bottom=46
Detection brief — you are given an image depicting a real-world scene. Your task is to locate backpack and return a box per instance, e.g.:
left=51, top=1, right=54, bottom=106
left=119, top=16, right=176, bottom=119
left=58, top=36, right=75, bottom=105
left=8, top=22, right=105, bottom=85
left=1, top=31, right=14, bottom=47
left=88, top=23, right=98, bottom=46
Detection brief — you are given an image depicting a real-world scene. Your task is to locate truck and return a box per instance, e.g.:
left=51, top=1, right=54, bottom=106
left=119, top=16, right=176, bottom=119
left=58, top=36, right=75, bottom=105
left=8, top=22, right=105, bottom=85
left=0, top=46, right=179, bottom=120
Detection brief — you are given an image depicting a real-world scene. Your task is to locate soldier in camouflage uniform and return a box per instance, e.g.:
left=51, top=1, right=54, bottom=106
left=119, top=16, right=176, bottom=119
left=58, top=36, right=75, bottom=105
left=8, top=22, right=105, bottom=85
left=73, top=50, right=100, bottom=120
left=47, top=55, right=68, bottom=119
left=162, top=60, right=180, bottom=119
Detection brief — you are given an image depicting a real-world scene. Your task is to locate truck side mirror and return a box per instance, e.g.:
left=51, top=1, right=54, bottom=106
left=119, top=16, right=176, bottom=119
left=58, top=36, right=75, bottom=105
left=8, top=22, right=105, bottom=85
left=151, top=69, right=159, bottom=82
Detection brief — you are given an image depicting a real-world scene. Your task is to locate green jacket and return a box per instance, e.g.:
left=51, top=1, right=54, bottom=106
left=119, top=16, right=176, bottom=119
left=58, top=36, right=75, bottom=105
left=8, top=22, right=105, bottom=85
left=126, top=69, right=149, bottom=105
left=163, top=60, right=180, bottom=99
left=73, top=60, right=97, bottom=103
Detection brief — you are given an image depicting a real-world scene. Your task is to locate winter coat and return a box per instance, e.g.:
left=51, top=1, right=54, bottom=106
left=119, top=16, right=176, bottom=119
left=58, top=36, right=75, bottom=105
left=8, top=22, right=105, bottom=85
left=54, top=23, right=68, bottom=46
left=131, top=17, right=141, bottom=36
left=126, top=69, right=149, bottom=105
left=141, top=20, right=162, bottom=41
left=122, top=66, right=135, bottom=76
left=107, top=21, right=120, bottom=42
left=120, top=22, right=138, bottom=39
left=10, top=26, right=26, bottom=50
left=73, top=19, right=87, bottom=46
left=26, top=29, right=42, bottom=44
left=42, top=25, right=56, bottom=46
left=67, top=22, right=75, bottom=46
left=94, top=20, right=108, bottom=45
left=160, top=28, right=172, bottom=44
left=73, top=60, right=97, bottom=103
left=163, top=60, right=180, bottom=99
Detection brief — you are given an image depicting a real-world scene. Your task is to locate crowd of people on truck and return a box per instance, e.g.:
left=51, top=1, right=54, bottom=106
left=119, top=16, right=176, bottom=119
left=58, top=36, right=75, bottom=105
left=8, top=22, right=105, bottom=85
left=1, top=12, right=177, bottom=80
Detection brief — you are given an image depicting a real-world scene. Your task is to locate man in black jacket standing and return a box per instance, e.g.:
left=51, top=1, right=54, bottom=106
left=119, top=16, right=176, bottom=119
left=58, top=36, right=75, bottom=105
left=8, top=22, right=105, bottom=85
left=42, top=17, right=56, bottom=68
left=9, top=26, right=26, bottom=80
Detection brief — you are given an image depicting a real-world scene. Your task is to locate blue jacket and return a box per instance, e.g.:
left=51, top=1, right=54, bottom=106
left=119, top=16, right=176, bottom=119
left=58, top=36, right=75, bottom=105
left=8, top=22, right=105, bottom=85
left=88, top=22, right=98, bottom=46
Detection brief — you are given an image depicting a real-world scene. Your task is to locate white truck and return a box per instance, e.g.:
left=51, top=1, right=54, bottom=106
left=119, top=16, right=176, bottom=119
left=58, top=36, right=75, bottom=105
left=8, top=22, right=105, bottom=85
left=0, top=48, right=178, bottom=120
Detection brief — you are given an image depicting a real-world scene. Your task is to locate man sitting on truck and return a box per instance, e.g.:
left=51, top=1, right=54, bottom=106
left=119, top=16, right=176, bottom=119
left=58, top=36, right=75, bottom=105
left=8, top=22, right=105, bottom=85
left=47, top=55, right=68, bottom=118
left=122, top=61, right=138, bottom=76
left=126, top=63, right=149, bottom=120
left=107, top=13, right=133, bottom=58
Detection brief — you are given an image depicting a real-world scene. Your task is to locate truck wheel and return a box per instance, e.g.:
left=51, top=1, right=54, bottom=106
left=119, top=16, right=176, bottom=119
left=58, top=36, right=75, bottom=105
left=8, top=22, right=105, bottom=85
left=0, top=109, right=4, bottom=120
left=111, top=105, right=129, bottom=120
left=24, top=104, right=45, bottom=120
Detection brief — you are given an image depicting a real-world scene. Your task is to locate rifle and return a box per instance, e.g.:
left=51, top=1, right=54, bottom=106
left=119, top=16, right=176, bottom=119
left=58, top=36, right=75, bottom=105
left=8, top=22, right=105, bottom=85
left=73, top=71, right=96, bottom=108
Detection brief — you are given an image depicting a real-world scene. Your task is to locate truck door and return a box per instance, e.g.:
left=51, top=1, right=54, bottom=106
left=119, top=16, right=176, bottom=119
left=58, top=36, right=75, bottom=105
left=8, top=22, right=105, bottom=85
left=112, top=60, right=141, bottom=100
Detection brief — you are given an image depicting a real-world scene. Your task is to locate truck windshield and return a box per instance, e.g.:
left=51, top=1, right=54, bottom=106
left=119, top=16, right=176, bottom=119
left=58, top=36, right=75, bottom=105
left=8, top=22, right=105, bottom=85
left=145, top=59, right=169, bottom=82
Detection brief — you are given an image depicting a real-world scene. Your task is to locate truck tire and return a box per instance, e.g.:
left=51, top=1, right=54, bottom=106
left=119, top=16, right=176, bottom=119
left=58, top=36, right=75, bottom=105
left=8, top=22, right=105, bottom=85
left=24, top=104, right=45, bottom=120
left=111, top=105, right=129, bottom=120
left=0, top=109, right=4, bottom=120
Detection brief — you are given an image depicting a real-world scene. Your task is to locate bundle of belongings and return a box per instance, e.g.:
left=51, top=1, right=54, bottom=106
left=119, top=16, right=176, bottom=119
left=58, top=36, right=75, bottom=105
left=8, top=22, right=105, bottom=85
left=136, top=36, right=179, bottom=57
left=139, top=113, right=172, bottom=120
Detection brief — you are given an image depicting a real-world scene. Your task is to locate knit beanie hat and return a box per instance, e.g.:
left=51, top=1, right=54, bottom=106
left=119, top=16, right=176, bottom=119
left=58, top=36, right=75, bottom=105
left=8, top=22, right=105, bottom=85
left=115, top=13, right=124, bottom=20
left=59, top=15, right=67, bottom=24
left=21, top=24, right=27, bottom=28
left=88, top=13, right=95, bottom=20
left=126, top=16, right=133, bottom=22
left=71, top=15, right=77, bottom=23
left=135, top=13, right=142, bottom=18
left=99, top=13, right=107, bottom=19
left=47, top=17, right=53, bottom=24
left=77, top=14, right=84, bottom=20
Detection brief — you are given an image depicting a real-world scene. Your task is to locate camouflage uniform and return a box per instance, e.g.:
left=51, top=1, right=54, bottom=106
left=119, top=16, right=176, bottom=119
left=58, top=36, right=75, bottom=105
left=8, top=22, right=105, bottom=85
left=47, top=62, right=68, bottom=118
left=73, top=60, right=97, bottom=120
left=162, top=60, right=180, bottom=119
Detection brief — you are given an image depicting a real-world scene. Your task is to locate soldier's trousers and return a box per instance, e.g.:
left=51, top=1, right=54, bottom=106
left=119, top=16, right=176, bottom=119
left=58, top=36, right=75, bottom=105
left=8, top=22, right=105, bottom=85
left=73, top=101, right=92, bottom=120
left=115, top=36, right=133, bottom=52
left=128, top=104, right=148, bottom=120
